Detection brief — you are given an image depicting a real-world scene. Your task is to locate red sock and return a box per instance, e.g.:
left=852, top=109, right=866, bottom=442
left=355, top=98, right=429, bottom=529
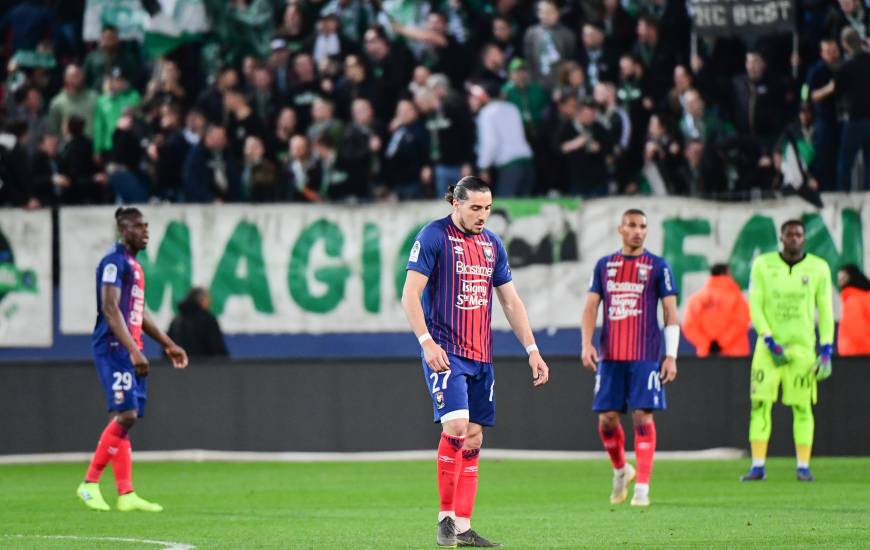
left=598, top=422, right=626, bottom=469
left=111, top=435, right=134, bottom=494
left=455, top=448, right=480, bottom=524
left=85, top=420, right=128, bottom=484
left=437, top=433, right=465, bottom=514
left=634, top=422, right=657, bottom=484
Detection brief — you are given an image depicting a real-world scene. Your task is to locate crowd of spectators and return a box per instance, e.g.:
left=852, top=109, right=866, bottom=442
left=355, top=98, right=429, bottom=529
left=1, top=0, right=870, bottom=208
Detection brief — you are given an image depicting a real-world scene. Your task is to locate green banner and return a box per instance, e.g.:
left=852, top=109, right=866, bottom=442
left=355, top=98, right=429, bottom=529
left=59, top=195, right=868, bottom=335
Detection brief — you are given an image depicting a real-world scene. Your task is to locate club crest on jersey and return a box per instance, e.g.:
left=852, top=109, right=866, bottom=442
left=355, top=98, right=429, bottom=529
left=434, top=391, right=446, bottom=409
left=454, top=246, right=464, bottom=255
left=483, top=246, right=494, bottom=262
left=114, top=390, right=125, bottom=405
left=638, top=264, right=650, bottom=281
left=802, top=275, right=809, bottom=285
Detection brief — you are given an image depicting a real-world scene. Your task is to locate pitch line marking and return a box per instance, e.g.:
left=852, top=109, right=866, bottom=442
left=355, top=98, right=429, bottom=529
left=5, top=534, right=195, bottom=549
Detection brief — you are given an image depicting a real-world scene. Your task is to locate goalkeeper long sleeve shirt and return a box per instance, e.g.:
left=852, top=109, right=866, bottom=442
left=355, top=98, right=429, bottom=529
left=748, top=252, right=834, bottom=350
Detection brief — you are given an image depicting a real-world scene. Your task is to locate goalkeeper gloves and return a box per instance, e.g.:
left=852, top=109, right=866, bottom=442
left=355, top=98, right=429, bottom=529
left=763, top=335, right=788, bottom=366
left=814, top=344, right=833, bottom=381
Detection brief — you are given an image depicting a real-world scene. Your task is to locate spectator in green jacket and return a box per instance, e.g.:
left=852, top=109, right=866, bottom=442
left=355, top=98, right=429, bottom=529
left=93, top=68, right=141, bottom=155
left=501, top=58, right=548, bottom=139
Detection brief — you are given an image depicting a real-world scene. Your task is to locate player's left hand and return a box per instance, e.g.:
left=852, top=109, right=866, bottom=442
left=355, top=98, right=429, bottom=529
left=529, top=352, right=549, bottom=387
left=814, top=344, right=833, bottom=382
left=660, top=356, right=677, bottom=384
left=166, top=344, right=189, bottom=369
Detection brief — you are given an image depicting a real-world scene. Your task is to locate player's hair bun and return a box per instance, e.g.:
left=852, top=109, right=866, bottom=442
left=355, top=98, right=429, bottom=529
left=444, top=185, right=457, bottom=204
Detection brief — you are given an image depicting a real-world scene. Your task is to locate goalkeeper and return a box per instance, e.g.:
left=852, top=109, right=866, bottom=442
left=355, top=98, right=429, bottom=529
left=741, top=219, right=834, bottom=483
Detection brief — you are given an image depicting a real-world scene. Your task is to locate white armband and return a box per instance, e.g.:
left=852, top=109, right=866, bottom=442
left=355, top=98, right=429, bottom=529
left=418, top=333, right=432, bottom=345
left=664, top=325, right=680, bottom=358
left=525, top=343, right=539, bottom=355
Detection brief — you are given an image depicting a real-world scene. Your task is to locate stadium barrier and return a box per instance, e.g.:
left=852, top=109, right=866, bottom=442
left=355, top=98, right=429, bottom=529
left=2, top=357, right=866, bottom=456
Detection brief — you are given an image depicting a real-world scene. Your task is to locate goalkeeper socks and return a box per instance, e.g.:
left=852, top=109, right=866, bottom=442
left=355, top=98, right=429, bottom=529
left=85, top=420, right=128, bottom=483
left=634, top=422, right=656, bottom=484
left=749, top=400, right=773, bottom=466
left=454, top=448, right=479, bottom=534
left=112, top=433, right=134, bottom=495
left=437, top=432, right=465, bottom=520
left=792, top=403, right=814, bottom=468
left=598, top=422, right=626, bottom=470
left=750, top=441, right=768, bottom=467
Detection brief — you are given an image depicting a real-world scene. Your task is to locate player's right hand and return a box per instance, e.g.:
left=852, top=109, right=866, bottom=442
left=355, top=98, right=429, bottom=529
left=763, top=335, right=788, bottom=366
left=581, top=346, right=599, bottom=372
left=423, top=340, right=451, bottom=373
left=131, top=349, right=150, bottom=377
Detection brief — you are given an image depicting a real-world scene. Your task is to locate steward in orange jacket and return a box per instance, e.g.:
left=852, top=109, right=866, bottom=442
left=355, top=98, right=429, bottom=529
left=682, top=264, right=751, bottom=357
left=837, top=265, right=870, bottom=356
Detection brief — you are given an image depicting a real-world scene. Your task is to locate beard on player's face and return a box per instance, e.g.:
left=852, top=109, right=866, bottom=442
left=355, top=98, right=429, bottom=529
left=454, top=193, right=492, bottom=234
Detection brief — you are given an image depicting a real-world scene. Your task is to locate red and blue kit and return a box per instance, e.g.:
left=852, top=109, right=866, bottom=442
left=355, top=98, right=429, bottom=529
left=407, top=216, right=512, bottom=425
left=588, top=250, right=678, bottom=412
left=92, top=243, right=148, bottom=416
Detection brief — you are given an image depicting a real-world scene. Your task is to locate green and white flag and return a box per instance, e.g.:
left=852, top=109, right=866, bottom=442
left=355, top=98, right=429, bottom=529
left=84, top=0, right=209, bottom=57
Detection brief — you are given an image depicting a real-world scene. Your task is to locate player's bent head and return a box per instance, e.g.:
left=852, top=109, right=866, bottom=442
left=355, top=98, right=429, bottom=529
left=448, top=176, right=492, bottom=234
left=445, top=176, right=491, bottom=205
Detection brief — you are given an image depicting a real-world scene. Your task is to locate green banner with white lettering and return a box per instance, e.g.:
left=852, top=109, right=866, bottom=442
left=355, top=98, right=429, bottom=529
left=59, top=195, right=868, bottom=335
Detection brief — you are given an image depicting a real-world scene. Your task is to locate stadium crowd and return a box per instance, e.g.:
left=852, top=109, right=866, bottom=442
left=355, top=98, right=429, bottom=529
left=1, top=0, right=869, bottom=207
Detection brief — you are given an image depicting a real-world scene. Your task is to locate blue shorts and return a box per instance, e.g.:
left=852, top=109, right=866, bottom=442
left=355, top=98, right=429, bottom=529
left=94, top=346, right=147, bottom=417
left=422, top=353, right=495, bottom=426
left=592, top=360, right=666, bottom=413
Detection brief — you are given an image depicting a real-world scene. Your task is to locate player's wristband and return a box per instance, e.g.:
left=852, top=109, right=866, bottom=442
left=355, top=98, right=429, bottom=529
left=525, top=343, right=539, bottom=355
left=418, top=333, right=432, bottom=345
left=664, top=325, right=680, bottom=358
left=820, top=343, right=833, bottom=361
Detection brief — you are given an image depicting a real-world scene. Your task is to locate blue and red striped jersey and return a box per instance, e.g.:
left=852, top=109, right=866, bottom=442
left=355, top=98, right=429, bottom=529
left=92, top=243, right=146, bottom=352
left=407, top=216, right=512, bottom=363
left=588, top=250, right=678, bottom=361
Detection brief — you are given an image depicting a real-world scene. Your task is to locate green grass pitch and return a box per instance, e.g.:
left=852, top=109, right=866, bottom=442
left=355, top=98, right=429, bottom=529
left=1, top=458, right=868, bottom=549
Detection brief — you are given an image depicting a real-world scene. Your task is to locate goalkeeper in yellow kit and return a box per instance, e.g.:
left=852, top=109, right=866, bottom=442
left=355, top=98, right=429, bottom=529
left=741, top=219, right=834, bottom=482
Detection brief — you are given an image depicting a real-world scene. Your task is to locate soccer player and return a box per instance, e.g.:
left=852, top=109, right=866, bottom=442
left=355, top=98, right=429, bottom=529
left=402, top=176, right=549, bottom=548
left=581, top=209, right=679, bottom=507
left=741, top=220, right=834, bottom=482
left=76, top=207, right=189, bottom=512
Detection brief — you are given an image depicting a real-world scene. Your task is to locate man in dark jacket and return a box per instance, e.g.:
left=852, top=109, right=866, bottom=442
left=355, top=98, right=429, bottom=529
left=415, top=74, right=475, bottom=198
left=555, top=98, right=611, bottom=196
left=730, top=50, right=790, bottom=152
left=834, top=27, right=870, bottom=191
left=168, top=288, right=228, bottom=357
left=182, top=125, right=241, bottom=203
